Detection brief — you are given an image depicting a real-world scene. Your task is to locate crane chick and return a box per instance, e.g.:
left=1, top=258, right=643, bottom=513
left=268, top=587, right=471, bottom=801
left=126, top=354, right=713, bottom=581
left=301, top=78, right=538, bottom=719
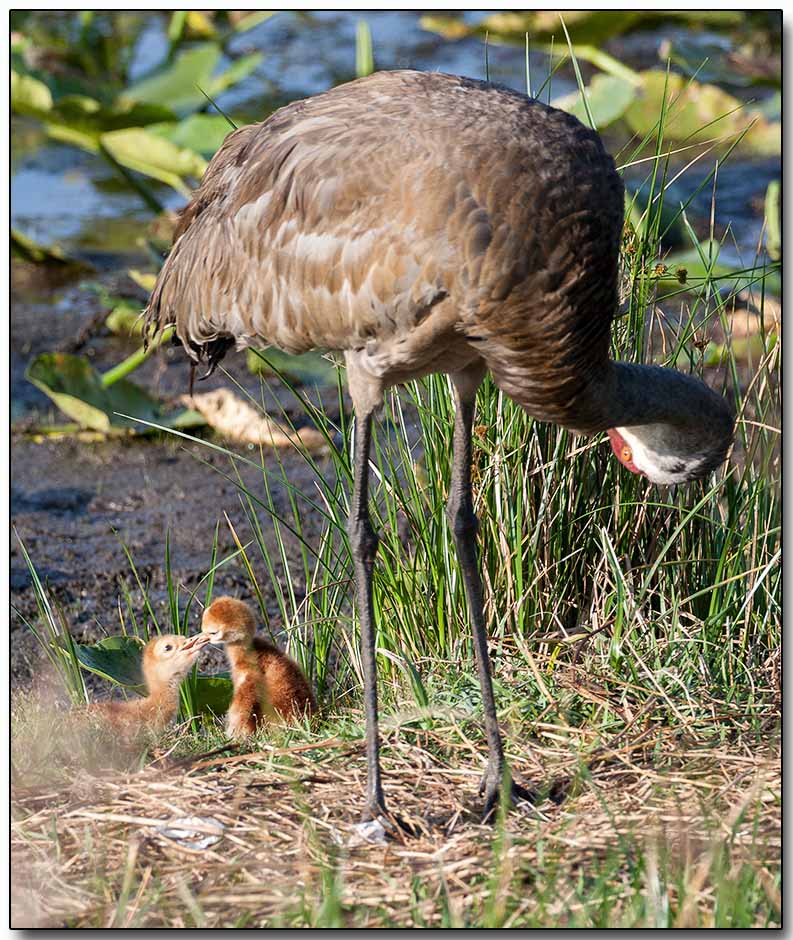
left=201, top=597, right=316, bottom=738
left=89, top=633, right=209, bottom=737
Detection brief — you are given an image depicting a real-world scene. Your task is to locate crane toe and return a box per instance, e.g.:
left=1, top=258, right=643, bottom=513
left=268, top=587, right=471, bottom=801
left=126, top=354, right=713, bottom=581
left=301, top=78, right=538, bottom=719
left=359, top=802, right=418, bottom=840
left=479, top=768, right=538, bottom=823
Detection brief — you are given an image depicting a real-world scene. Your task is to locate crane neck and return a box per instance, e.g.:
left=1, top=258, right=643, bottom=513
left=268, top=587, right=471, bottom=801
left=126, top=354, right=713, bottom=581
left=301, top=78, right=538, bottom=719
left=591, top=360, right=728, bottom=433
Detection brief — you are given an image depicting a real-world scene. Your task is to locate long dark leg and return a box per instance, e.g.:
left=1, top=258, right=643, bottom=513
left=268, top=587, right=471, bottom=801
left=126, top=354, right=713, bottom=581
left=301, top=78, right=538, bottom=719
left=348, top=408, right=386, bottom=820
left=447, top=369, right=534, bottom=821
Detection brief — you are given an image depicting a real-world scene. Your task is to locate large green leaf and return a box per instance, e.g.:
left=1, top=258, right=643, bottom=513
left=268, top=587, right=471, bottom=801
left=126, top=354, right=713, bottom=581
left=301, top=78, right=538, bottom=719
left=69, top=634, right=233, bottom=716
left=91, top=99, right=177, bottom=132
left=119, top=43, right=261, bottom=118
left=147, top=114, right=235, bottom=159
left=11, top=69, right=53, bottom=114
left=11, top=228, right=90, bottom=269
left=104, top=301, right=145, bottom=336
left=192, top=675, right=234, bottom=717
left=625, top=70, right=781, bottom=156
left=553, top=73, right=637, bottom=129
left=49, top=95, right=175, bottom=136
left=247, top=347, right=340, bottom=386
left=72, top=635, right=146, bottom=689
left=480, top=10, right=645, bottom=45
left=99, top=127, right=207, bottom=193
left=206, top=52, right=263, bottom=98
left=656, top=241, right=781, bottom=297
left=19, top=86, right=175, bottom=146
left=120, top=43, right=222, bottom=114
left=25, top=352, right=202, bottom=434
left=421, top=10, right=743, bottom=45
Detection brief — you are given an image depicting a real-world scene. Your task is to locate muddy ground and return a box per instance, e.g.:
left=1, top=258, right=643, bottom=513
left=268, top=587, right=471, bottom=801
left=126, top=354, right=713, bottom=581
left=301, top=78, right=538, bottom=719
left=10, top=263, right=338, bottom=685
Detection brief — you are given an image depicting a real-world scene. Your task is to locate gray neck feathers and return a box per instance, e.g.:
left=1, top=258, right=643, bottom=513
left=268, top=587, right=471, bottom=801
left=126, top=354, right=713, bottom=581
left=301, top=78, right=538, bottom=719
left=596, top=361, right=733, bottom=433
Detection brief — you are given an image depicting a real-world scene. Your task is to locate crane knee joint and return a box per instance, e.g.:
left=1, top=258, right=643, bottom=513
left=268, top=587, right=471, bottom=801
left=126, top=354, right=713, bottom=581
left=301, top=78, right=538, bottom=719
left=348, top=518, right=379, bottom=564
left=447, top=504, right=479, bottom=540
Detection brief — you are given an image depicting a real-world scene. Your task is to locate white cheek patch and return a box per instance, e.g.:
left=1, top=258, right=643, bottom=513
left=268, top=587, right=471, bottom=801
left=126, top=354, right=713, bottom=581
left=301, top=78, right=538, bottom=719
left=616, top=426, right=699, bottom=485
left=615, top=427, right=654, bottom=475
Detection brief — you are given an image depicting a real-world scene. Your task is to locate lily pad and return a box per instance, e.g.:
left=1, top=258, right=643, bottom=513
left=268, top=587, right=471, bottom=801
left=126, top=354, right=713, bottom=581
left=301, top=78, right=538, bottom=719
left=11, top=69, right=53, bottom=114
left=127, top=269, right=158, bottom=293
left=148, top=114, right=235, bottom=159
left=625, top=70, right=780, bottom=156
left=25, top=352, right=202, bottom=434
left=105, top=302, right=144, bottom=336
left=121, top=43, right=221, bottom=114
left=553, top=73, right=637, bottom=129
left=479, top=10, right=646, bottom=45
left=656, top=242, right=781, bottom=297
left=32, top=94, right=177, bottom=153
left=72, top=635, right=145, bottom=689
left=246, top=348, right=339, bottom=386
left=69, top=634, right=233, bottom=715
left=100, top=127, right=207, bottom=193
left=420, top=10, right=743, bottom=45
left=11, top=228, right=91, bottom=269
left=702, top=333, right=778, bottom=368
left=120, top=43, right=263, bottom=117
left=192, top=675, right=234, bottom=717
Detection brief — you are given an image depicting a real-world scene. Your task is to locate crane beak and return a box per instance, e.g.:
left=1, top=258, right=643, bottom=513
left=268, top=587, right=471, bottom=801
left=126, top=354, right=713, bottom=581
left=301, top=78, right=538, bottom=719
left=183, top=634, right=211, bottom=653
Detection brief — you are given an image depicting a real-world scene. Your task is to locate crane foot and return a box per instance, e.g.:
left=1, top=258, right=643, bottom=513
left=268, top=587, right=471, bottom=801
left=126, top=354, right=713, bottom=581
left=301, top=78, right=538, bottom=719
left=479, top=768, right=537, bottom=823
left=360, top=802, right=417, bottom=839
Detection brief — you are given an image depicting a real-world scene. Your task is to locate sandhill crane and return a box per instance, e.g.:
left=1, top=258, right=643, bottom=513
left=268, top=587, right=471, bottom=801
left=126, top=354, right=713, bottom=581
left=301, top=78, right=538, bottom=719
left=89, top=633, right=209, bottom=737
left=144, top=70, right=734, bottom=825
left=202, top=596, right=317, bottom=736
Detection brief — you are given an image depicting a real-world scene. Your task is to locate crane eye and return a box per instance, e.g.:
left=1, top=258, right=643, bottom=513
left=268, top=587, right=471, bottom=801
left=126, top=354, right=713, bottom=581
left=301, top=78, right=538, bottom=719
left=163, top=643, right=173, bottom=652
left=621, top=446, right=633, bottom=463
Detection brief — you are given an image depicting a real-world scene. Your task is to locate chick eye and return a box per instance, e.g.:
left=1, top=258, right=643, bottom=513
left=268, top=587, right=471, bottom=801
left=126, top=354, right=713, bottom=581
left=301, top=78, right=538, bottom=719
left=621, top=446, right=633, bottom=463
left=164, top=643, right=173, bottom=652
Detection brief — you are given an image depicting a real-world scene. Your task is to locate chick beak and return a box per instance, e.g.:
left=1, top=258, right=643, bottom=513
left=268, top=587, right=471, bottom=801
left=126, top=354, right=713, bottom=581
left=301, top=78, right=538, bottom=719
left=183, top=634, right=211, bottom=653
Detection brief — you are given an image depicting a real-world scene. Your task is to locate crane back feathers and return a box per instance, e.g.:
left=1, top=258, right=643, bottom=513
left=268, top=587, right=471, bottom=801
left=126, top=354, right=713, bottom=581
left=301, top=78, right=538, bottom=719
left=144, top=69, right=624, bottom=427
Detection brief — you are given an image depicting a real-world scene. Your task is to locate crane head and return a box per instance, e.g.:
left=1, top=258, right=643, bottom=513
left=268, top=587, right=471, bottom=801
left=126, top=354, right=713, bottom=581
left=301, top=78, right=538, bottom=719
left=606, top=410, right=734, bottom=485
left=142, top=634, right=209, bottom=688
left=201, top=596, right=257, bottom=646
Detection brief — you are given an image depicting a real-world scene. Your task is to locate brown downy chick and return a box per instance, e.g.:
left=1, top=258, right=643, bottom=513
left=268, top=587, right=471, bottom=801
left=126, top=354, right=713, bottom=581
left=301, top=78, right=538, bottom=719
left=89, top=633, right=209, bottom=737
left=202, top=597, right=316, bottom=738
